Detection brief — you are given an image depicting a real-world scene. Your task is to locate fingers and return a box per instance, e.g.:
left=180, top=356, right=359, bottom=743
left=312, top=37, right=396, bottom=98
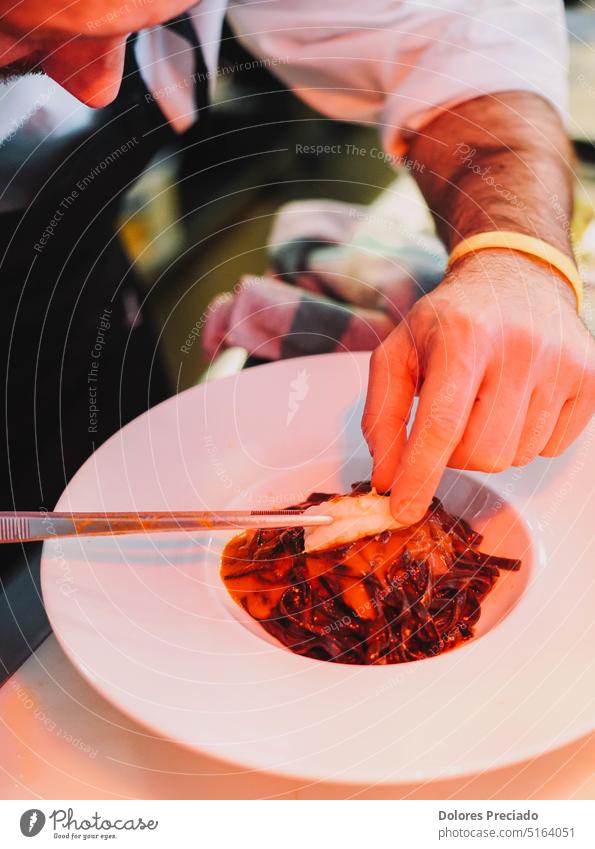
left=448, top=375, right=534, bottom=472
left=362, top=324, right=417, bottom=493
left=512, top=388, right=563, bottom=465
left=389, top=342, right=484, bottom=524
left=446, top=324, right=538, bottom=471
left=541, top=346, right=595, bottom=456
left=541, top=392, right=595, bottom=456
left=360, top=252, right=595, bottom=525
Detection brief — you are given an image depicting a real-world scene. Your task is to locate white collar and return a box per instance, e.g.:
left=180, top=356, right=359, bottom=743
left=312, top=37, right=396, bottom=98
left=134, top=0, right=226, bottom=133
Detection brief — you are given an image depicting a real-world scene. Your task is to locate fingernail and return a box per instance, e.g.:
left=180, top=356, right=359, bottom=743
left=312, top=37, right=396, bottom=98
left=391, top=500, right=423, bottom=526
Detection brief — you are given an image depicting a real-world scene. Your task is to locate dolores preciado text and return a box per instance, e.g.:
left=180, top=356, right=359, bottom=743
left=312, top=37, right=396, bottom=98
left=439, top=810, right=539, bottom=822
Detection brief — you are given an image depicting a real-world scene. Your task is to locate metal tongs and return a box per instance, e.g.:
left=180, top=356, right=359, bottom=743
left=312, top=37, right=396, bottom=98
left=0, top=510, right=332, bottom=543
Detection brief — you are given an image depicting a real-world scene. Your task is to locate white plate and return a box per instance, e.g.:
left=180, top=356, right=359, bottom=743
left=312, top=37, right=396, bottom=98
left=41, top=352, right=595, bottom=784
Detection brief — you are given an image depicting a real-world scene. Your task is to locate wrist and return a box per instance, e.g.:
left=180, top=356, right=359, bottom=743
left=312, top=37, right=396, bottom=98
left=446, top=232, right=581, bottom=312
left=408, top=93, right=575, bottom=265
left=444, top=249, right=577, bottom=310
left=449, top=224, right=573, bottom=261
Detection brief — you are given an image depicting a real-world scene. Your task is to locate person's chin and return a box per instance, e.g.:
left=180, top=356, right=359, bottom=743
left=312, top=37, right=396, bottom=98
left=41, top=73, right=121, bottom=107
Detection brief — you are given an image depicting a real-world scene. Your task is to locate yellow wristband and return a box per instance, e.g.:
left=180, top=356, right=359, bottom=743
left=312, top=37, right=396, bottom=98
left=447, top=231, right=583, bottom=312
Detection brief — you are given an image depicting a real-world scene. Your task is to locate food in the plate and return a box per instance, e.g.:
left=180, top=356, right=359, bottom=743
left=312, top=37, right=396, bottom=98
left=302, top=488, right=404, bottom=553
left=221, top=482, right=521, bottom=665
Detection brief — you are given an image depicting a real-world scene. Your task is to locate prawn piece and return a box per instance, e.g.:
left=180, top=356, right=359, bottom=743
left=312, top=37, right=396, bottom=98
left=303, top=490, right=404, bottom=553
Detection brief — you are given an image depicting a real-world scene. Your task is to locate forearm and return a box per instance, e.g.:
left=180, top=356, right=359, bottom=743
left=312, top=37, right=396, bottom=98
left=408, top=91, right=574, bottom=258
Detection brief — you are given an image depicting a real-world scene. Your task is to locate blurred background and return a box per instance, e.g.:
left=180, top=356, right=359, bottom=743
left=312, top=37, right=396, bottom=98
left=117, top=0, right=595, bottom=393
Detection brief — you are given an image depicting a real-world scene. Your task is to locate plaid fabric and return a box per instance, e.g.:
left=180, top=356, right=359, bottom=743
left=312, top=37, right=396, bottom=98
left=202, top=275, right=396, bottom=361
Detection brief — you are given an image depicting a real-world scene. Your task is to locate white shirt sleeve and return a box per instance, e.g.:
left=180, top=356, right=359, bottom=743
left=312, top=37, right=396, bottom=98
left=226, top=0, right=568, bottom=154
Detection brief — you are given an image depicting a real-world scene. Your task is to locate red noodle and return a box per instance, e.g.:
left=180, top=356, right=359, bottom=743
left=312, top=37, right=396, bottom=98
left=221, top=482, right=521, bottom=665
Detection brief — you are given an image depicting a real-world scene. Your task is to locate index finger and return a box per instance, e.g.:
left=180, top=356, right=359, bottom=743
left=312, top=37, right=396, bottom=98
left=389, top=342, right=485, bottom=524
left=362, top=323, right=418, bottom=493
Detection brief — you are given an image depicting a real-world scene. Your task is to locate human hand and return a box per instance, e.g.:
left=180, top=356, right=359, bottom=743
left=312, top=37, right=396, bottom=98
left=362, top=251, right=595, bottom=524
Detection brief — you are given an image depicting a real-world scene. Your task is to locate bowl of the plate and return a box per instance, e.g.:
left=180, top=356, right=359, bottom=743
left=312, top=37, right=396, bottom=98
left=41, top=352, right=595, bottom=784
left=213, top=462, right=533, bottom=654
